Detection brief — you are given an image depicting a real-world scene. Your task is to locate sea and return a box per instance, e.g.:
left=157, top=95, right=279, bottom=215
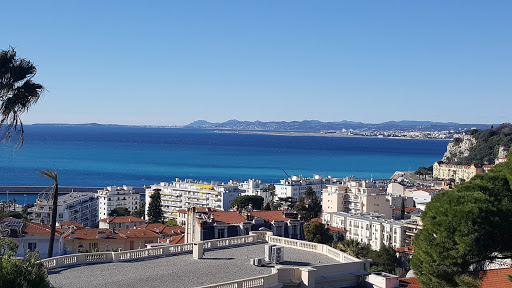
left=0, top=125, right=449, bottom=204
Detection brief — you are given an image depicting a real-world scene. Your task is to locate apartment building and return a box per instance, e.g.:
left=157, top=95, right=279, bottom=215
left=28, top=192, right=98, bottom=228
left=322, top=212, right=406, bottom=250
left=275, top=174, right=342, bottom=200
left=0, top=217, right=66, bottom=258
left=322, top=181, right=392, bottom=219
left=433, top=161, right=487, bottom=182
left=236, top=179, right=273, bottom=203
left=98, top=216, right=145, bottom=230
left=97, top=185, right=140, bottom=220
left=145, top=179, right=242, bottom=220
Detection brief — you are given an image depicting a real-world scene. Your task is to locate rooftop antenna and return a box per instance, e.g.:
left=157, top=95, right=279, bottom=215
left=282, top=169, right=291, bottom=178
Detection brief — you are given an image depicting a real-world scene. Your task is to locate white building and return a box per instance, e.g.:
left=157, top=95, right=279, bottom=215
left=322, top=181, right=392, bottom=219
left=97, top=185, right=140, bottom=220
left=28, top=192, right=98, bottom=228
left=0, top=217, right=66, bottom=258
left=322, top=212, right=406, bottom=250
left=145, top=179, right=242, bottom=220
left=275, top=174, right=340, bottom=200
left=237, top=179, right=273, bottom=203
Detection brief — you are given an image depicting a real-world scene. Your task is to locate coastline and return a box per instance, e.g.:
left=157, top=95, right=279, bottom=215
left=215, top=130, right=451, bottom=140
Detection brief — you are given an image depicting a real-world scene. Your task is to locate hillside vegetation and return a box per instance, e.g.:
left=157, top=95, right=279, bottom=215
left=444, top=124, right=512, bottom=165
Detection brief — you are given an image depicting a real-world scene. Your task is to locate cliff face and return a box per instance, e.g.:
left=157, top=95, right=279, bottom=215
left=442, top=135, right=476, bottom=163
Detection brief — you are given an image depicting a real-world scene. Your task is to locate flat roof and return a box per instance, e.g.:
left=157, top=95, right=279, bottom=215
left=48, top=243, right=339, bottom=288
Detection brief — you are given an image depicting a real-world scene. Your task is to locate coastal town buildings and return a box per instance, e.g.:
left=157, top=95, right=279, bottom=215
left=181, top=207, right=304, bottom=243
left=28, top=192, right=98, bottom=228
left=432, top=161, right=488, bottom=182
left=145, top=179, right=242, bottom=220
left=322, top=181, right=393, bottom=219
left=275, top=174, right=343, bottom=201
left=64, top=227, right=160, bottom=252
left=97, top=185, right=140, bottom=220
left=0, top=217, right=66, bottom=258
left=322, top=212, right=407, bottom=250
left=98, top=216, right=145, bottom=230
left=236, top=179, right=273, bottom=203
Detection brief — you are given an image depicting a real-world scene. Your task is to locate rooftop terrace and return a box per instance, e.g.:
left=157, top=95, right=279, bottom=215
left=48, top=243, right=338, bottom=288
left=43, top=233, right=370, bottom=288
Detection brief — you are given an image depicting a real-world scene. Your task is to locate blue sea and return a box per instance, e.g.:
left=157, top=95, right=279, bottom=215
left=0, top=125, right=448, bottom=189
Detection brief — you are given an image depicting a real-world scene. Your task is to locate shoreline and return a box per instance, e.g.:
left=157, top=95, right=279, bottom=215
left=215, top=130, right=451, bottom=140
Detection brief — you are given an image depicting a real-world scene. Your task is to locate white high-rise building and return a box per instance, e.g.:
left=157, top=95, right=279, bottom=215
left=97, top=186, right=140, bottom=220
left=145, top=179, right=242, bottom=220
left=274, top=174, right=340, bottom=200
left=28, top=192, right=98, bottom=228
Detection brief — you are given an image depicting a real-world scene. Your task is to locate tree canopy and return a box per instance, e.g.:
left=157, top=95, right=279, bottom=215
left=0, top=238, right=51, bottom=288
left=147, top=189, right=163, bottom=223
left=131, top=199, right=146, bottom=219
left=294, top=187, right=322, bottom=222
left=229, top=195, right=264, bottom=210
left=0, top=47, right=45, bottom=147
left=412, top=154, right=512, bottom=287
left=109, top=207, right=130, bottom=217
left=304, top=221, right=332, bottom=244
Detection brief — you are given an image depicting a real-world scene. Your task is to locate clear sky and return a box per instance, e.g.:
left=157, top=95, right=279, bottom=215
left=2, top=1, right=510, bottom=126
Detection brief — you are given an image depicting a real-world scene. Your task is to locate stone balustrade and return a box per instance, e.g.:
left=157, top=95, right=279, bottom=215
left=197, top=271, right=279, bottom=288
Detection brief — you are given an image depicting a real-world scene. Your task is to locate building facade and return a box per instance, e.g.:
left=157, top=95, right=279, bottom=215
left=322, top=181, right=392, bottom=219
left=275, top=174, right=341, bottom=200
left=433, top=161, right=486, bottom=182
left=97, top=185, right=140, bottom=220
left=322, top=212, right=406, bottom=250
left=28, top=192, right=98, bottom=228
left=145, top=179, right=242, bottom=220
left=0, top=217, right=66, bottom=258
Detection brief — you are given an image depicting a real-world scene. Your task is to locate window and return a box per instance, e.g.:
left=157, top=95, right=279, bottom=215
left=28, top=242, right=37, bottom=252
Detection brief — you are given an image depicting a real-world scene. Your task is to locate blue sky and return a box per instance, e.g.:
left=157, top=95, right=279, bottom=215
left=2, top=1, right=510, bottom=125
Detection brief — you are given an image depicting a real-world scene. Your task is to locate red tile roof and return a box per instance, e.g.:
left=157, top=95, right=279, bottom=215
left=210, top=211, right=246, bottom=224
left=399, top=277, right=422, bottom=287
left=99, top=216, right=146, bottom=224
left=405, top=207, right=418, bottom=213
left=251, top=211, right=293, bottom=222
left=395, top=245, right=414, bottom=255
left=479, top=268, right=512, bottom=288
left=137, top=223, right=184, bottom=236
left=58, top=221, right=84, bottom=229
left=23, top=221, right=63, bottom=237
left=66, top=229, right=124, bottom=240
left=310, top=218, right=322, bottom=223
left=116, top=229, right=160, bottom=238
left=327, top=226, right=346, bottom=233
left=167, top=234, right=185, bottom=245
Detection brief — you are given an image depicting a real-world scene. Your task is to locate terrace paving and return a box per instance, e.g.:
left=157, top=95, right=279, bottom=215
left=48, top=243, right=339, bottom=288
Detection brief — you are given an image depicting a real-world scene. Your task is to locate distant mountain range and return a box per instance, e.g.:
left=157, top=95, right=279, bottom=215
left=186, top=120, right=497, bottom=132
left=31, top=120, right=499, bottom=132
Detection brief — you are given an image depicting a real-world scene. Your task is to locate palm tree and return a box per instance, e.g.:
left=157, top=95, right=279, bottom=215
left=37, top=168, right=58, bottom=258
left=0, top=47, right=44, bottom=147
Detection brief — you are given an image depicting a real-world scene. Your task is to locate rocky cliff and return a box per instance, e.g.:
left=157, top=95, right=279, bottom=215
left=442, top=135, right=476, bottom=163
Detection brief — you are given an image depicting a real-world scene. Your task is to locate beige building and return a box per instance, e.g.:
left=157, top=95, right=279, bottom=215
left=433, top=161, right=486, bottom=182
left=322, top=181, right=392, bottom=219
left=322, top=212, right=406, bottom=250
left=64, top=228, right=160, bottom=253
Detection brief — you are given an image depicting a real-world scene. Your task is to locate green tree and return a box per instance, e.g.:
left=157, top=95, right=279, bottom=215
left=294, top=187, right=322, bottom=222
left=131, top=199, right=146, bottom=219
left=0, top=238, right=51, bottom=288
left=304, top=221, right=332, bottom=244
left=109, top=207, right=130, bottom=217
left=0, top=47, right=45, bottom=147
left=412, top=159, right=512, bottom=287
left=368, top=245, right=402, bottom=274
left=37, top=167, right=59, bottom=258
left=147, top=189, right=163, bottom=223
left=165, top=219, right=178, bottom=226
left=336, top=238, right=372, bottom=259
left=229, top=195, right=264, bottom=210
